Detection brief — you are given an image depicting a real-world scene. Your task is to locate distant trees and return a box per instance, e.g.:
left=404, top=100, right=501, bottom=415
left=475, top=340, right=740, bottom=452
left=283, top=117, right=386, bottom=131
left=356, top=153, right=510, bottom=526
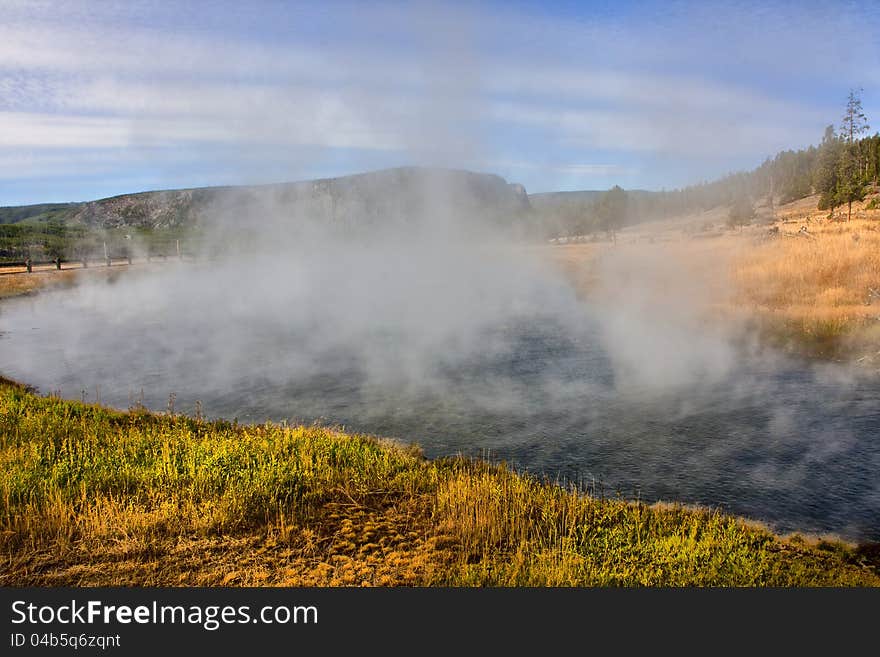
left=867, top=133, right=880, bottom=184
left=597, top=185, right=627, bottom=242
left=838, top=89, right=871, bottom=221
left=837, top=144, right=868, bottom=221
left=766, top=174, right=776, bottom=221
left=727, top=196, right=756, bottom=231
left=668, top=90, right=875, bottom=221
left=812, top=90, right=874, bottom=220
left=678, top=89, right=877, bottom=223
left=815, top=125, right=842, bottom=214
left=534, top=88, right=878, bottom=239
left=42, top=219, right=70, bottom=261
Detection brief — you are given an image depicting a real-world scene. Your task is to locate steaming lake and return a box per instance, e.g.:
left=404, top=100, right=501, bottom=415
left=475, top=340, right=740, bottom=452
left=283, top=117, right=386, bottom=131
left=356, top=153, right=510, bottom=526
left=2, top=279, right=879, bottom=542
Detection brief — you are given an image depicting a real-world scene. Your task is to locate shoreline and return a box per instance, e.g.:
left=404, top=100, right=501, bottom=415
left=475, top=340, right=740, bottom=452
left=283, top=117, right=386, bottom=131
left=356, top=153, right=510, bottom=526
left=2, top=268, right=878, bottom=546
left=1, top=375, right=878, bottom=586
left=0, top=247, right=880, bottom=585
left=3, top=368, right=874, bottom=545
left=3, top=254, right=878, bottom=370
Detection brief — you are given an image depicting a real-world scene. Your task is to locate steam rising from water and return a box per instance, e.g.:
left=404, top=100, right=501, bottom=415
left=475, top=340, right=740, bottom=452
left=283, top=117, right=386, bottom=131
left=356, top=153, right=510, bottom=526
left=8, top=174, right=594, bottom=407
left=1, top=2, right=878, bottom=541
left=1, top=182, right=878, bottom=541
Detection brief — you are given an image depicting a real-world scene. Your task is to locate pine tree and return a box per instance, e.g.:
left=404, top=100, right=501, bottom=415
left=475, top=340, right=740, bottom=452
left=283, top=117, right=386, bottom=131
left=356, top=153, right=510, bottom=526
left=597, top=185, right=627, bottom=243
left=841, top=88, right=871, bottom=182
left=868, top=133, right=880, bottom=184
left=837, top=144, right=867, bottom=221
left=815, top=125, right=842, bottom=215
left=841, top=89, right=870, bottom=144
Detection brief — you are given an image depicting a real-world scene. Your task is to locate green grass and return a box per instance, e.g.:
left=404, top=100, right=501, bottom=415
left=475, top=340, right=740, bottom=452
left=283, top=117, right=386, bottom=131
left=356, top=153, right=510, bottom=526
left=0, top=221, right=203, bottom=264
left=1, top=379, right=877, bottom=586
left=0, top=203, right=81, bottom=226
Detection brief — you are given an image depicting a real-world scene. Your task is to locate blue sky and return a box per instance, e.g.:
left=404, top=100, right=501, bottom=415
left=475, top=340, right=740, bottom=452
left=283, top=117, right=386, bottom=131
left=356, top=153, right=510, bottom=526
left=1, top=0, right=878, bottom=205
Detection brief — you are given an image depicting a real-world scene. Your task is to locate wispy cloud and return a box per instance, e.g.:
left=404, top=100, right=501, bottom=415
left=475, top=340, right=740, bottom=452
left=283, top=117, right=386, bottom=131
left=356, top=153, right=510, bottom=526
left=0, top=0, right=877, bottom=203
left=555, top=163, right=638, bottom=177
left=494, top=160, right=638, bottom=178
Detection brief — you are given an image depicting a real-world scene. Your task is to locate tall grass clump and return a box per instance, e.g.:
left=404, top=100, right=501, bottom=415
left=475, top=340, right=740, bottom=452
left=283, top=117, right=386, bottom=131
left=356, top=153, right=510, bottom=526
left=0, top=383, right=427, bottom=554
left=731, top=219, right=880, bottom=356
left=431, top=461, right=877, bottom=586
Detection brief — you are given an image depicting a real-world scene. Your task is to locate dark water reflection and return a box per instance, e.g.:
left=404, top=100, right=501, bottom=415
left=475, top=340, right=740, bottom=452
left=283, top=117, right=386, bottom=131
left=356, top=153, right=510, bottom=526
left=2, top=293, right=878, bottom=541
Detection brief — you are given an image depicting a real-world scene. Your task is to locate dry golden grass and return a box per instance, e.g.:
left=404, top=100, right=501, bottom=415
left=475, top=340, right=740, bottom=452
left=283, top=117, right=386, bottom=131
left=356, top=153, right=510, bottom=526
left=730, top=198, right=880, bottom=358
left=546, top=243, right=604, bottom=296
left=8, top=495, right=454, bottom=587
left=734, top=222, right=880, bottom=308
left=0, top=269, right=78, bottom=299
left=547, top=192, right=880, bottom=361
left=0, top=262, right=143, bottom=300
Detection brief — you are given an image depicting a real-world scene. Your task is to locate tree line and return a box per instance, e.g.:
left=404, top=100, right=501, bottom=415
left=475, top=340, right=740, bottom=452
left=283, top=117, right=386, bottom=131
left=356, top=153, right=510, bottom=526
left=537, top=89, right=878, bottom=238
left=664, top=88, right=876, bottom=224
left=0, top=221, right=196, bottom=265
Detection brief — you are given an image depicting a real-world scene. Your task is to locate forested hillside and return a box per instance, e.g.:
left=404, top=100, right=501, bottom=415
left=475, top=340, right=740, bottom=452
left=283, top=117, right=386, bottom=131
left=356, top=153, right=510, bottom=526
left=0, top=167, right=532, bottom=263
left=532, top=90, right=878, bottom=238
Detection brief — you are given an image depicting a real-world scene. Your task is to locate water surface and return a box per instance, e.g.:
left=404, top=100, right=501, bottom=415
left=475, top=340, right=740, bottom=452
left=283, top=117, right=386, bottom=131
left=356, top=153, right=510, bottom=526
left=2, top=284, right=878, bottom=541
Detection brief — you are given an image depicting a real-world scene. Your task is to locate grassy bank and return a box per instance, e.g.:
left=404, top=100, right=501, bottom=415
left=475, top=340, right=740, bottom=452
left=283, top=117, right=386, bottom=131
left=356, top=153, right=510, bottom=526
left=0, top=268, right=83, bottom=300
left=731, top=210, right=880, bottom=361
left=551, top=193, right=880, bottom=363
left=0, top=264, right=140, bottom=300
left=1, top=379, right=877, bottom=586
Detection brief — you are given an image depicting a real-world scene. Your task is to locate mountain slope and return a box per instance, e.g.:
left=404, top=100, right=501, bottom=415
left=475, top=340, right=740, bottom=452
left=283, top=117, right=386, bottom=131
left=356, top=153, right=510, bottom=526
left=0, top=167, right=532, bottom=231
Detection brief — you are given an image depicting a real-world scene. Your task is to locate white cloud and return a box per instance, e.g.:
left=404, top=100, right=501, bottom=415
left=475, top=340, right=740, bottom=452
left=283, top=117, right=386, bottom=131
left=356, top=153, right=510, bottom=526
left=491, top=101, right=820, bottom=159
left=0, top=112, right=132, bottom=148
left=0, top=149, right=135, bottom=178
left=492, top=160, right=637, bottom=177
left=555, top=163, right=638, bottom=177
left=0, top=0, right=876, bottom=196
left=488, top=66, right=828, bottom=124
left=0, top=22, right=315, bottom=81
left=0, top=108, right=403, bottom=153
